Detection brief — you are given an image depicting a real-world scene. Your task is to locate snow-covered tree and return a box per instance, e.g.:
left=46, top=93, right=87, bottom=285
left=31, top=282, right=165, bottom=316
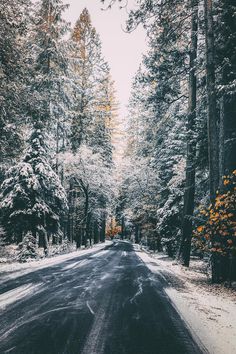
left=0, top=124, right=68, bottom=254
left=17, top=231, right=38, bottom=262
left=70, top=8, right=113, bottom=161
left=61, top=145, right=113, bottom=247
left=0, top=0, right=30, bottom=172
left=25, top=0, right=71, bottom=165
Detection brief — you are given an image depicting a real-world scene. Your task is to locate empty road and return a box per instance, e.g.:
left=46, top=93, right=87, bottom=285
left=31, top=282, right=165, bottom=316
left=0, top=241, right=204, bottom=354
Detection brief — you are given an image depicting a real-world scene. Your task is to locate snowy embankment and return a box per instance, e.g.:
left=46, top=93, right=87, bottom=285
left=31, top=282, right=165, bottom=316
left=134, top=246, right=236, bottom=354
left=0, top=241, right=112, bottom=285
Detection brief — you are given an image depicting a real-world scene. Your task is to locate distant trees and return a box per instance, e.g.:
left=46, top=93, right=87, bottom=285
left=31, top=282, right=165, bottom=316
left=60, top=8, right=116, bottom=247
left=61, top=146, right=113, bottom=247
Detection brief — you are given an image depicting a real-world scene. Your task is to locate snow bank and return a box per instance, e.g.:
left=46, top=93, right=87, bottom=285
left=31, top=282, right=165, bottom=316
left=0, top=242, right=112, bottom=284
left=135, top=247, right=236, bottom=354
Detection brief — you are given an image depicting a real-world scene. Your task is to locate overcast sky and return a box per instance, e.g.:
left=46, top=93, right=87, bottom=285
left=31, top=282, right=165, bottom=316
left=63, top=0, right=147, bottom=118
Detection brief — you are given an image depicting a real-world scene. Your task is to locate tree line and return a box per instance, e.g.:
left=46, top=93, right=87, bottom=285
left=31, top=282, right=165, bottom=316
left=0, top=1, right=117, bottom=260
left=113, top=0, right=236, bottom=284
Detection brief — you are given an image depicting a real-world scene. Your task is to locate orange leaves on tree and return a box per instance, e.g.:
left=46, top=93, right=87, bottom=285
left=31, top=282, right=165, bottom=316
left=194, top=171, right=236, bottom=256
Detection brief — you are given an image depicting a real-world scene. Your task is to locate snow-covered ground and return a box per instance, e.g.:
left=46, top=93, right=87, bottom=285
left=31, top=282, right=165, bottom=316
left=135, top=246, right=236, bottom=354
left=0, top=241, right=112, bottom=284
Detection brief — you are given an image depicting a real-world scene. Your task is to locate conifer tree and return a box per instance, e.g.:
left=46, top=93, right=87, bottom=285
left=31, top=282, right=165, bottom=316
left=26, top=0, right=71, bottom=163
left=0, top=0, right=30, bottom=173
left=0, top=124, right=68, bottom=255
left=70, top=8, right=113, bottom=157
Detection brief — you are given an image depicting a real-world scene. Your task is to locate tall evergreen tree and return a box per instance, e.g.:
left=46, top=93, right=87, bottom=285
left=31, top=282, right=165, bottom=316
left=0, top=124, right=68, bottom=254
left=70, top=8, right=112, bottom=154
left=0, top=0, right=30, bottom=172
left=26, top=0, right=71, bottom=162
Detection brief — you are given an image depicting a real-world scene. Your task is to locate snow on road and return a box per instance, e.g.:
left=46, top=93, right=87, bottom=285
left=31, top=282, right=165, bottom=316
left=135, top=246, right=236, bottom=354
left=63, top=259, right=91, bottom=270
left=0, top=283, right=43, bottom=310
left=90, top=250, right=109, bottom=258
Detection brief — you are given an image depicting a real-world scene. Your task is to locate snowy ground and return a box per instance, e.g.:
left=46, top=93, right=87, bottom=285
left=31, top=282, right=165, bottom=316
left=134, top=246, right=236, bottom=354
left=0, top=241, right=112, bottom=284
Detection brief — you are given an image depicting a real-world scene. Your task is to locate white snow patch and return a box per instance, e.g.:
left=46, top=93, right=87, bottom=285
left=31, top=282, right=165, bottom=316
left=122, top=251, right=127, bottom=257
left=90, top=250, right=109, bottom=258
left=100, top=273, right=111, bottom=281
left=0, top=242, right=112, bottom=284
left=0, top=283, right=43, bottom=310
left=135, top=248, right=236, bottom=354
left=86, top=301, right=95, bottom=315
left=130, top=276, right=143, bottom=304
left=63, top=259, right=91, bottom=271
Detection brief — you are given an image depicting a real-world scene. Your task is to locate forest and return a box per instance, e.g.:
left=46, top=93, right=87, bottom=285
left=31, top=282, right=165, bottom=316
left=0, top=0, right=236, bottom=286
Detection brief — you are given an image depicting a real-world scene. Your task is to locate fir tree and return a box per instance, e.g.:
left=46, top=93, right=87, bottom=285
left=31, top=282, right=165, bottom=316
left=0, top=124, right=68, bottom=255
left=0, top=0, right=30, bottom=172
left=26, top=0, right=71, bottom=164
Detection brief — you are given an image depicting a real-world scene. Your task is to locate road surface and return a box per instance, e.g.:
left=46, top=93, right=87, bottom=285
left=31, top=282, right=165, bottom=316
left=0, top=241, right=204, bottom=354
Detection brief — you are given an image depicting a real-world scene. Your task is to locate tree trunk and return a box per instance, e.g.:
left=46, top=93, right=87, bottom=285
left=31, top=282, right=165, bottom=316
left=100, top=212, right=106, bottom=243
left=135, top=224, right=140, bottom=244
left=121, top=216, right=125, bottom=240
left=179, top=0, right=198, bottom=266
left=204, top=0, right=219, bottom=199
left=76, top=226, right=82, bottom=249
left=84, top=190, right=90, bottom=246
left=67, top=179, right=74, bottom=243
left=94, top=221, right=99, bottom=244
left=219, top=93, right=225, bottom=188
left=220, top=61, right=236, bottom=177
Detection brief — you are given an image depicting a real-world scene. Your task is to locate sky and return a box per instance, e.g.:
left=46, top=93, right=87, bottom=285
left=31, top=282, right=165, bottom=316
left=63, top=0, right=147, bottom=118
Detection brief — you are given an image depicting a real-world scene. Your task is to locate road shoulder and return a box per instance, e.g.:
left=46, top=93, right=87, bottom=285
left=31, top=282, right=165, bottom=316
left=134, top=245, right=236, bottom=354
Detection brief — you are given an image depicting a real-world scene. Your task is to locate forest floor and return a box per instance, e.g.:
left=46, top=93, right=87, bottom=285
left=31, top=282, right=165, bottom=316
left=135, top=245, right=236, bottom=354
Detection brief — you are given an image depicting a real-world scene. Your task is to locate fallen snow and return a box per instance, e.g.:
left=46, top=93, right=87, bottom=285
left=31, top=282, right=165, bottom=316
left=89, top=249, right=109, bottom=258
left=63, top=258, right=92, bottom=271
left=0, top=283, right=43, bottom=310
left=135, top=246, right=236, bottom=354
left=0, top=242, right=112, bottom=284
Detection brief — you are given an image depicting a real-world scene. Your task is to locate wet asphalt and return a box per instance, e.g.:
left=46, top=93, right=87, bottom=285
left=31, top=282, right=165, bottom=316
left=0, top=241, right=204, bottom=354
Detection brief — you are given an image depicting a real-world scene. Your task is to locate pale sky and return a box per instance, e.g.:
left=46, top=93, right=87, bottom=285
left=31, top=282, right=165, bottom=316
left=63, top=0, right=147, bottom=118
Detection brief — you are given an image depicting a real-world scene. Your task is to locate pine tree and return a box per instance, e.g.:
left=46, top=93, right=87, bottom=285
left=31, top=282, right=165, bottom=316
left=70, top=8, right=112, bottom=153
left=26, top=0, right=71, bottom=163
left=17, top=231, right=38, bottom=262
left=0, top=0, right=30, bottom=173
left=0, top=124, right=68, bottom=255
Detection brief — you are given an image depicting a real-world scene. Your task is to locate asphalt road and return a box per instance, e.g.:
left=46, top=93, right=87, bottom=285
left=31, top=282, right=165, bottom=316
left=0, top=241, right=204, bottom=354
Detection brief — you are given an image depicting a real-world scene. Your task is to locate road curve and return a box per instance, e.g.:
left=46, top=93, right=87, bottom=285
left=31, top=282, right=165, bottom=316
left=0, top=241, right=204, bottom=354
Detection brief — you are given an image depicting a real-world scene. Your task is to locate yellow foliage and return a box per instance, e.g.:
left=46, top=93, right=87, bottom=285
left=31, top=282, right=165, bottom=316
left=194, top=170, right=236, bottom=255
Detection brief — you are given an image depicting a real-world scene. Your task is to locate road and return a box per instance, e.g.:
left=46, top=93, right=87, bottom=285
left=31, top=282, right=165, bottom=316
left=0, top=241, right=204, bottom=354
